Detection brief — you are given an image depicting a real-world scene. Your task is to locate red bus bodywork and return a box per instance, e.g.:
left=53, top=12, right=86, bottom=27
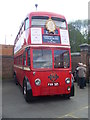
left=14, top=12, right=74, bottom=101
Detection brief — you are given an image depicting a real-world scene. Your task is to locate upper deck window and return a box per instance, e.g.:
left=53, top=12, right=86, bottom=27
left=25, top=18, right=29, bottom=30
left=51, top=17, right=66, bottom=29
left=31, top=16, right=66, bottom=29
left=31, top=16, right=49, bottom=27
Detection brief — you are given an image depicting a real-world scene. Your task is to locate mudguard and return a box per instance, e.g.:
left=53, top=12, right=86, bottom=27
left=24, top=77, right=32, bottom=91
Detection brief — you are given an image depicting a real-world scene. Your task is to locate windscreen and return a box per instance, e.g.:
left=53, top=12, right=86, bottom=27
left=33, top=49, right=52, bottom=68
left=32, top=49, right=70, bottom=69
left=54, top=50, right=70, bottom=68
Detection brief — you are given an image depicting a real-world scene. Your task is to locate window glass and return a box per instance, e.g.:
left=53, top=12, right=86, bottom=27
left=20, top=23, right=24, bottom=34
left=18, top=56, right=20, bottom=64
left=31, top=16, right=66, bottom=29
left=20, top=55, right=22, bottom=65
left=25, top=18, right=29, bottom=30
left=27, top=49, right=30, bottom=66
left=22, top=23, right=24, bottom=32
left=17, top=57, right=19, bottom=65
left=15, top=58, right=17, bottom=65
left=51, top=17, right=66, bottom=29
left=54, top=50, right=70, bottom=68
left=31, top=16, right=49, bottom=27
left=33, top=49, right=52, bottom=68
left=23, top=51, right=26, bottom=66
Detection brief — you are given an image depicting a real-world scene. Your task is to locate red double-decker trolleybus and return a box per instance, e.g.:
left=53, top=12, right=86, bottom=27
left=14, top=12, right=74, bottom=102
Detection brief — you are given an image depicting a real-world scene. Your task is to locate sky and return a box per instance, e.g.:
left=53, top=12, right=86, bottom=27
left=0, top=0, right=89, bottom=45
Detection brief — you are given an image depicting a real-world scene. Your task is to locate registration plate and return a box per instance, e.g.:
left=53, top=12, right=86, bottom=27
left=48, top=82, right=59, bottom=86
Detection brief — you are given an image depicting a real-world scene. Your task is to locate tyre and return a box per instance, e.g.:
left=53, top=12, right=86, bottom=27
left=23, top=80, right=33, bottom=102
left=64, top=94, right=70, bottom=99
left=70, top=85, right=74, bottom=96
left=14, top=73, right=18, bottom=85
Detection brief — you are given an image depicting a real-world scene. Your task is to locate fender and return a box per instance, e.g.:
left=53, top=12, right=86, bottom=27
left=24, top=76, right=32, bottom=91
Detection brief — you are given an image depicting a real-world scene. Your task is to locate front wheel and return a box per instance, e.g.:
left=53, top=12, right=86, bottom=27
left=64, top=94, right=70, bottom=99
left=14, top=73, right=18, bottom=85
left=23, top=80, right=33, bottom=102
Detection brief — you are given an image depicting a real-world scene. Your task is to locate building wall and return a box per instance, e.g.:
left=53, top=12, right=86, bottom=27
left=0, top=44, right=13, bottom=56
left=0, top=45, right=2, bottom=78
left=80, top=51, right=88, bottom=65
left=71, top=53, right=81, bottom=73
left=2, top=56, right=14, bottom=79
left=80, top=44, right=89, bottom=82
left=0, top=56, right=2, bottom=78
left=0, top=44, right=14, bottom=79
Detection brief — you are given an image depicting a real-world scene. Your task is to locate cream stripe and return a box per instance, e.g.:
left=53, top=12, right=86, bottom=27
left=23, top=67, right=30, bottom=71
left=14, top=65, right=23, bottom=69
left=14, top=65, right=30, bottom=71
left=27, top=44, right=70, bottom=48
left=14, top=44, right=70, bottom=55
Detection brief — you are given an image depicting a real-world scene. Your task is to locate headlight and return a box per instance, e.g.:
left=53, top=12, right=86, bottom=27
left=35, top=78, right=41, bottom=86
left=65, top=78, right=70, bottom=84
left=67, top=86, right=70, bottom=91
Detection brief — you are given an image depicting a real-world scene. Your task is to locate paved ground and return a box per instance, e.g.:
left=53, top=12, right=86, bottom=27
left=0, top=79, right=2, bottom=120
left=1, top=79, right=89, bottom=119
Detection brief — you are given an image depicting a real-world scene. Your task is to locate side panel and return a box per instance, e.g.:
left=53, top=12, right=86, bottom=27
left=14, top=66, right=25, bottom=86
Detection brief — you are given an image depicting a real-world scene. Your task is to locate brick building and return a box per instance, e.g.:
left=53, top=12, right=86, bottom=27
left=0, top=45, right=2, bottom=78
left=0, top=44, right=14, bottom=79
left=80, top=44, right=90, bottom=82
left=71, top=44, right=90, bottom=82
left=71, top=52, right=81, bottom=73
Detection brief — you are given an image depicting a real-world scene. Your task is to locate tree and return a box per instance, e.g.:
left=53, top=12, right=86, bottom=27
left=68, top=20, right=88, bottom=52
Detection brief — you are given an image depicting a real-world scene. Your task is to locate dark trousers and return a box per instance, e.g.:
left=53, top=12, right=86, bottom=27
left=84, top=77, right=86, bottom=86
left=79, top=77, right=85, bottom=89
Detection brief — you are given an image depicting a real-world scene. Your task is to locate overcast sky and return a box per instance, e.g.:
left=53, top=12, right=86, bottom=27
left=0, top=0, right=89, bottom=45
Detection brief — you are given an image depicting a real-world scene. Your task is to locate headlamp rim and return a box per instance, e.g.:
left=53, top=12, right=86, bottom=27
left=65, top=78, right=70, bottom=84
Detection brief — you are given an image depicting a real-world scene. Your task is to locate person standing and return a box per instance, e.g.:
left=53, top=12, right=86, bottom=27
left=83, top=64, right=87, bottom=87
left=76, top=63, right=86, bottom=89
